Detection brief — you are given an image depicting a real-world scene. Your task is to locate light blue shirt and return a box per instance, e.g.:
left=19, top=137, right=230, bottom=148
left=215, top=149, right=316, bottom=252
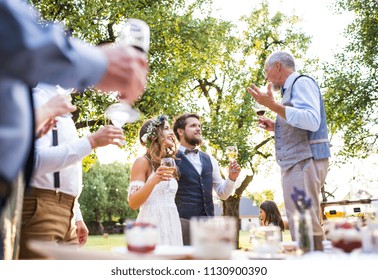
left=284, top=72, right=321, bottom=132
left=0, top=0, right=106, bottom=182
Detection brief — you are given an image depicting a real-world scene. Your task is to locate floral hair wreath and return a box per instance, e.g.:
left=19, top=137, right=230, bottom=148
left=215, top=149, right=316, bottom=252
left=141, top=115, right=167, bottom=147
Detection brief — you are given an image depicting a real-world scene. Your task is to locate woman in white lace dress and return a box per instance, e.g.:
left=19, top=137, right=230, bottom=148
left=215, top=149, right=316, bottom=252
left=128, top=115, right=183, bottom=246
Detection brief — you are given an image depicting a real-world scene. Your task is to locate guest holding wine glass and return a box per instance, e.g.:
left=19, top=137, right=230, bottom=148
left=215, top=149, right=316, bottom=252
left=19, top=83, right=126, bottom=259
left=0, top=0, right=147, bottom=260
left=173, top=113, right=241, bottom=245
left=247, top=50, right=331, bottom=251
left=128, top=115, right=183, bottom=246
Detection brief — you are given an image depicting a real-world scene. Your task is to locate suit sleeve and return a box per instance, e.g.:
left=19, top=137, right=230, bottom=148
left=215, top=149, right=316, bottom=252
left=0, top=0, right=107, bottom=90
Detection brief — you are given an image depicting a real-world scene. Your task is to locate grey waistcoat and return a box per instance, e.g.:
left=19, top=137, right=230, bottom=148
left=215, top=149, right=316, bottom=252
left=274, top=75, right=331, bottom=171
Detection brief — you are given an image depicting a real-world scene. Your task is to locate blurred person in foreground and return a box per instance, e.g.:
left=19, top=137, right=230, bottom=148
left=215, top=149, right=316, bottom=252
left=247, top=50, right=330, bottom=250
left=0, top=0, right=147, bottom=259
left=128, top=115, right=183, bottom=246
left=172, top=113, right=241, bottom=245
left=18, top=83, right=126, bottom=259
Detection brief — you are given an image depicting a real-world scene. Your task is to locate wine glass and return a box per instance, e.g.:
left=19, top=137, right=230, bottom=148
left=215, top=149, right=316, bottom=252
left=104, top=103, right=140, bottom=145
left=105, top=18, right=150, bottom=133
left=225, top=145, right=238, bottom=162
left=118, top=18, right=150, bottom=53
left=225, top=145, right=238, bottom=173
left=254, top=104, right=267, bottom=128
left=56, top=85, right=74, bottom=117
left=160, top=158, right=176, bottom=180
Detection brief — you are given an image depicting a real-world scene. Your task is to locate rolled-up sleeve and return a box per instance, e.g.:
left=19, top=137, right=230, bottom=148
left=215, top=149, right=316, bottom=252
left=210, top=156, right=235, bottom=200
left=285, top=77, right=321, bottom=132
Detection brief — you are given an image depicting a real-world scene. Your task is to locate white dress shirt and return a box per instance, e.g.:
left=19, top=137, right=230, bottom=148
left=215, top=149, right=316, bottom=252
left=178, top=145, right=235, bottom=200
left=31, top=83, right=92, bottom=221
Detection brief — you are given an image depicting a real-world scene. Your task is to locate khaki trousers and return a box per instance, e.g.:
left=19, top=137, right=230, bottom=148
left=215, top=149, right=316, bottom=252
left=281, top=158, right=329, bottom=251
left=19, top=187, right=77, bottom=259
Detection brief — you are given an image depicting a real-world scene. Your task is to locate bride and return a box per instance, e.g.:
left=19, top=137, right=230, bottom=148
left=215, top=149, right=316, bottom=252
left=128, top=115, right=183, bottom=246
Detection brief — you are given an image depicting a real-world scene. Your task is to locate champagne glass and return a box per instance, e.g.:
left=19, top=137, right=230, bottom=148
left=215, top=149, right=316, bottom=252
left=104, top=103, right=140, bottom=145
left=225, top=145, right=238, bottom=173
left=160, top=158, right=176, bottom=180
left=225, top=145, right=238, bottom=162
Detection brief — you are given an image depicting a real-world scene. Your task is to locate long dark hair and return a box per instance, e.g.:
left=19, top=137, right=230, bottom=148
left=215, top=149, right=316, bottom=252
left=260, top=200, right=285, bottom=231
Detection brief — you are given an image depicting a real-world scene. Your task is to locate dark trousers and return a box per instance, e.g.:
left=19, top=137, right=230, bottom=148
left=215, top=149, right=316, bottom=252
left=180, top=218, right=191, bottom=245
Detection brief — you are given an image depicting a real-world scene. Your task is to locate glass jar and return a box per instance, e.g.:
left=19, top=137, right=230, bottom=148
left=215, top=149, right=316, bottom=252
left=293, top=210, right=314, bottom=254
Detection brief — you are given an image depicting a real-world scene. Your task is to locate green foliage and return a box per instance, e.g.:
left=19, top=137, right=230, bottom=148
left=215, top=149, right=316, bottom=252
left=323, top=0, right=378, bottom=158
left=29, top=0, right=311, bottom=220
left=250, top=189, right=275, bottom=207
left=80, top=162, right=138, bottom=223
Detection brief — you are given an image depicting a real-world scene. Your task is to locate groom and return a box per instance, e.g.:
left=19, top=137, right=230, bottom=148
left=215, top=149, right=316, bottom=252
left=172, top=113, right=241, bottom=245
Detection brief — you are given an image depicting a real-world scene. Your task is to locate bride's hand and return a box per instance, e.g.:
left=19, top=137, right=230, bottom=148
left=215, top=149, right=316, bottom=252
left=154, top=166, right=173, bottom=182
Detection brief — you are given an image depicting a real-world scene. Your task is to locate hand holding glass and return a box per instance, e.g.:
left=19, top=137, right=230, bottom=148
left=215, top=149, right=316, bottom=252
left=225, top=146, right=238, bottom=173
left=104, top=18, right=150, bottom=140
left=225, top=146, right=238, bottom=161
left=160, top=158, right=176, bottom=179
left=255, top=105, right=267, bottom=128
left=104, top=103, right=140, bottom=145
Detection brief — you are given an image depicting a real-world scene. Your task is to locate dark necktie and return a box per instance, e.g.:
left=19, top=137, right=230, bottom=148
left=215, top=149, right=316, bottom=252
left=184, top=148, right=199, bottom=155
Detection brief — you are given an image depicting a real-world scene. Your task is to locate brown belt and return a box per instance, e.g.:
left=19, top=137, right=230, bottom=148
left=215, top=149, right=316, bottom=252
left=25, top=187, right=76, bottom=204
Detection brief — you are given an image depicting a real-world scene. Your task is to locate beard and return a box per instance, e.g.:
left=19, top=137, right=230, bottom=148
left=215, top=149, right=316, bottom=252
left=184, top=133, right=203, bottom=146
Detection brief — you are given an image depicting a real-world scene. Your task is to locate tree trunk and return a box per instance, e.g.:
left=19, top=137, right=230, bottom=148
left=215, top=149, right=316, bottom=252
left=223, top=174, right=253, bottom=248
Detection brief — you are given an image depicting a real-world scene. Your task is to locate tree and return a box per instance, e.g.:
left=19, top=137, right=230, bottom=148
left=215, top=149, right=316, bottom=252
left=322, top=0, right=378, bottom=158
left=81, top=162, right=137, bottom=233
left=30, top=0, right=311, bottom=244
left=251, top=189, right=275, bottom=207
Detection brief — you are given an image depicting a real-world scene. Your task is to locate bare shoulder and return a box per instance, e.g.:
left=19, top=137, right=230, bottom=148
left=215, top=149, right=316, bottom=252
left=131, top=156, right=152, bottom=180
left=132, top=156, right=150, bottom=170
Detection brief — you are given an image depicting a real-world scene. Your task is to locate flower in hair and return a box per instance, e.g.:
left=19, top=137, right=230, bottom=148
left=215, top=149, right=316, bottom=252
left=141, top=115, right=167, bottom=147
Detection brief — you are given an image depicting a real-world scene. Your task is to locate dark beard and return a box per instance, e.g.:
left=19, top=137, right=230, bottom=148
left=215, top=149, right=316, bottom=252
left=184, top=134, right=202, bottom=146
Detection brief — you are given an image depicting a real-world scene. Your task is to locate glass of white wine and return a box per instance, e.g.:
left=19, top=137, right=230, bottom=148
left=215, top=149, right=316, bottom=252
left=160, top=158, right=176, bottom=181
left=225, top=145, right=238, bottom=161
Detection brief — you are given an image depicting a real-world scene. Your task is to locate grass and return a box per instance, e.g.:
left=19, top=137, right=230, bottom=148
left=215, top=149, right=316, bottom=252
left=82, top=230, right=292, bottom=252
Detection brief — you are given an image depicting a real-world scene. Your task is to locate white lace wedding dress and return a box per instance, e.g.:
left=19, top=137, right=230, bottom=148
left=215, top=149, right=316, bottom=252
left=128, top=172, right=183, bottom=246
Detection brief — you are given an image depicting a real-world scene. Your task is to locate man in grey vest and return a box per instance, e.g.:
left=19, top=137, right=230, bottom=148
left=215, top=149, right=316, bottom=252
left=173, top=113, right=241, bottom=245
left=248, top=51, right=330, bottom=251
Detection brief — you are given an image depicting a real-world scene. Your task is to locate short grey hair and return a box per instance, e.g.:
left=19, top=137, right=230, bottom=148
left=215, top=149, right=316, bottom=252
left=265, top=51, right=296, bottom=70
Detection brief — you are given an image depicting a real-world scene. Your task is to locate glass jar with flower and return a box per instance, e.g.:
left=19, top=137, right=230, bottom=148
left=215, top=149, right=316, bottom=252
left=291, top=186, right=314, bottom=254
